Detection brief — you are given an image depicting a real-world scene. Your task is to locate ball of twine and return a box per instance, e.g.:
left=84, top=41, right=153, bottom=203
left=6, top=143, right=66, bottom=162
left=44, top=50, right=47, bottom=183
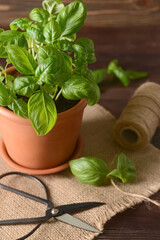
left=113, top=82, right=160, bottom=150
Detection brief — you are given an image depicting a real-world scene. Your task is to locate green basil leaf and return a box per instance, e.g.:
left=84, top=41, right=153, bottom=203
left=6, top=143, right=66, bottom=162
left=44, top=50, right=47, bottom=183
left=107, top=59, right=118, bottom=73
left=62, top=75, right=100, bottom=106
left=125, top=70, right=148, bottom=80
left=73, top=44, right=87, bottom=68
left=42, top=0, right=64, bottom=15
left=43, top=84, right=57, bottom=95
left=0, top=76, right=5, bottom=82
left=56, top=0, right=86, bottom=37
left=74, top=67, right=94, bottom=81
left=60, top=51, right=72, bottom=73
left=112, top=67, right=129, bottom=87
left=6, top=75, right=14, bottom=89
left=75, top=38, right=96, bottom=63
left=38, top=74, right=57, bottom=85
left=92, top=68, right=108, bottom=83
left=107, top=59, right=129, bottom=86
left=0, top=45, right=7, bottom=58
left=29, top=8, right=49, bottom=22
left=6, top=45, right=37, bottom=75
left=108, top=153, right=136, bottom=183
left=0, top=30, right=26, bottom=46
left=9, top=98, right=28, bottom=118
left=35, top=57, right=59, bottom=77
left=14, top=76, right=39, bottom=97
left=63, top=33, right=76, bottom=42
left=28, top=89, right=57, bottom=136
left=54, top=52, right=72, bottom=85
left=0, top=30, right=27, bottom=58
left=37, top=45, right=59, bottom=63
left=37, top=46, right=72, bottom=85
left=0, top=82, right=12, bottom=106
left=10, top=18, right=32, bottom=31
left=27, top=23, right=45, bottom=43
left=69, top=157, right=109, bottom=186
left=43, top=20, right=62, bottom=43
left=56, top=39, right=73, bottom=52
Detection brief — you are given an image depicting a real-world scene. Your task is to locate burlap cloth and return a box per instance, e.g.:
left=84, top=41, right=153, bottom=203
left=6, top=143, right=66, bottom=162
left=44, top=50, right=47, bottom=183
left=0, top=104, right=160, bottom=239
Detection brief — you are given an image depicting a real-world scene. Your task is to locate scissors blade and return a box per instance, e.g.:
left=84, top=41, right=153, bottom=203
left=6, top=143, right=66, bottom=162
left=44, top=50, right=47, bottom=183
left=58, top=202, right=105, bottom=215
left=55, top=213, right=102, bottom=233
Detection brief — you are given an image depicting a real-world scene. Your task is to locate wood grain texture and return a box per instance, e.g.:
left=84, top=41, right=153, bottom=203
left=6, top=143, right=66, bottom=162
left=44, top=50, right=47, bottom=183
left=1, top=0, right=160, bottom=28
left=0, top=24, right=160, bottom=239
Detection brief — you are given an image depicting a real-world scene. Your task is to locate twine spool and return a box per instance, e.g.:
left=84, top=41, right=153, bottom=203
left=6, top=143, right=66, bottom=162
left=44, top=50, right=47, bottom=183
left=113, top=82, right=160, bottom=150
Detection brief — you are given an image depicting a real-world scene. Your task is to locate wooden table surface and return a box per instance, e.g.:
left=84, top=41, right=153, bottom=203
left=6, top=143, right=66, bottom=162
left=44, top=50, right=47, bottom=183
left=0, top=1, right=160, bottom=239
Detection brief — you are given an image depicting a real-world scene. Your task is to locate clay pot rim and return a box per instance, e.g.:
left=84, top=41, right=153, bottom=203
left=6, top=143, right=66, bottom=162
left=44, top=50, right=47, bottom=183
left=0, top=66, right=87, bottom=125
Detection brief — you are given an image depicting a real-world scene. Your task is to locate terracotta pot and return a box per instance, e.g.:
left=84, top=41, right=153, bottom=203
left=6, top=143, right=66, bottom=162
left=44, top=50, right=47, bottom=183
left=0, top=67, right=87, bottom=174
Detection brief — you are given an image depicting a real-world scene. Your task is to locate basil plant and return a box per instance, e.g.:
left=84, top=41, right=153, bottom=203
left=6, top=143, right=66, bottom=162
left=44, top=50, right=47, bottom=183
left=0, top=0, right=100, bottom=136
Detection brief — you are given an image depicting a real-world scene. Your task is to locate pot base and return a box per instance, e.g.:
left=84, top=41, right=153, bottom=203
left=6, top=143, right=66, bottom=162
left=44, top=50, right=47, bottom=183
left=0, top=136, right=82, bottom=175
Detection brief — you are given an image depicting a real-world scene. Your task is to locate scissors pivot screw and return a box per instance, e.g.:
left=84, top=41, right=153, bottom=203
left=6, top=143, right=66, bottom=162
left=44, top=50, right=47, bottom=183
left=51, top=208, right=59, bottom=216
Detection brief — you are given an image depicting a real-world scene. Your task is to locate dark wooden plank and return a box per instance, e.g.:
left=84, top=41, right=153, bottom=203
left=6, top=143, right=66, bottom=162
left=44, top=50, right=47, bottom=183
left=1, top=0, right=160, bottom=28
left=1, top=24, right=160, bottom=240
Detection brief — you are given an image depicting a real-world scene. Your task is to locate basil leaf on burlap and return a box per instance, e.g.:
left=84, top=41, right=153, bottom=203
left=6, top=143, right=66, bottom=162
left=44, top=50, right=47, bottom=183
left=108, top=153, right=136, bottom=183
left=70, top=157, right=109, bottom=186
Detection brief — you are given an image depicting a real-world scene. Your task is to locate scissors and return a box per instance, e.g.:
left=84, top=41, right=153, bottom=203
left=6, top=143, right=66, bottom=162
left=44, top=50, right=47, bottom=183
left=0, top=172, right=104, bottom=240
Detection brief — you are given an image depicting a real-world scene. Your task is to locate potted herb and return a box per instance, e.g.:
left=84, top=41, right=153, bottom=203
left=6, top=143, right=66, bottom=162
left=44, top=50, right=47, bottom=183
left=0, top=0, right=100, bottom=174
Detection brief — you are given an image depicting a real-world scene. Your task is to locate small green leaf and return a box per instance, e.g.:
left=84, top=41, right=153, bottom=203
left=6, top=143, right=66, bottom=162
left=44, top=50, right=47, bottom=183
left=37, top=45, right=61, bottom=63
left=125, top=70, right=148, bottom=80
left=56, top=0, right=86, bottom=37
left=9, top=98, right=28, bottom=118
left=0, top=45, right=7, bottom=58
left=28, top=89, right=57, bottom=136
left=73, top=44, right=87, bottom=68
left=44, top=20, right=61, bottom=43
left=0, top=82, right=12, bottom=106
left=63, top=33, right=76, bottom=42
left=107, top=59, right=118, bottom=73
left=107, top=60, right=148, bottom=87
left=107, top=59, right=129, bottom=86
left=75, top=38, right=96, bottom=63
left=112, top=67, right=129, bottom=87
left=70, top=157, right=109, bottom=186
left=6, top=75, right=14, bottom=89
left=62, top=75, right=100, bottom=106
left=10, top=18, right=32, bottom=31
left=35, top=57, right=59, bottom=78
left=56, top=39, right=73, bottom=52
left=0, top=30, right=27, bottom=58
left=43, top=84, right=57, bottom=95
left=108, top=153, right=136, bottom=183
left=74, top=67, right=94, bottom=81
left=0, top=28, right=4, bottom=33
left=38, top=74, right=57, bottom=85
left=6, top=45, right=37, bottom=75
left=92, top=68, right=108, bottom=83
left=14, top=76, right=39, bottom=97
left=0, top=76, right=5, bottom=82
left=29, top=8, right=49, bottom=22
left=27, top=23, right=45, bottom=43
left=42, top=0, right=64, bottom=15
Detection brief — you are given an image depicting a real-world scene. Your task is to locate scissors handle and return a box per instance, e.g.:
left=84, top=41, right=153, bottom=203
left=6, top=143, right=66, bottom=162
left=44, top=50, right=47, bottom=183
left=0, top=183, right=53, bottom=208
left=0, top=215, right=50, bottom=225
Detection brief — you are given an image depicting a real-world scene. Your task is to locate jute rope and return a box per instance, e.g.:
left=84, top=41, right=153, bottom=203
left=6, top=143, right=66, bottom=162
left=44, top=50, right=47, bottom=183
left=111, top=180, right=160, bottom=207
left=113, top=82, right=160, bottom=150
